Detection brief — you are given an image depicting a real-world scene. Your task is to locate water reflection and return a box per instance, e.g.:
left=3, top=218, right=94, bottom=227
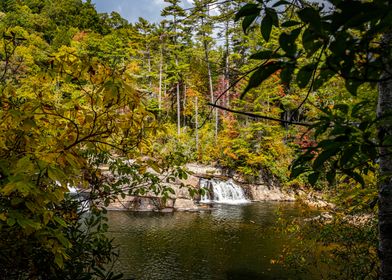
left=107, top=202, right=311, bottom=280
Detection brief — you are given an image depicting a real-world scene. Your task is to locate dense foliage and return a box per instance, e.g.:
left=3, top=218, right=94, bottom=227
left=236, top=0, right=391, bottom=279
left=0, top=1, right=185, bottom=278
left=1, top=0, right=389, bottom=278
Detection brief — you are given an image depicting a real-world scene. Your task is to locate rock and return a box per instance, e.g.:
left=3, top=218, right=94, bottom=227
left=157, top=208, right=174, bottom=213
left=106, top=195, right=175, bottom=211
left=174, top=198, right=199, bottom=211
left=168, top=185, right=193, bottom=199
left=301, top=192, right=335, bottom=209
left=186, top=163, right=222, bottom=176
left=248, top=184, right=295, bottom=201
left=181, top=175, right=200, bottom=188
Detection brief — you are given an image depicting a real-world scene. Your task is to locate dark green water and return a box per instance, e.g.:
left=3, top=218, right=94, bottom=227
left=107, top=202, right=312, bottom=280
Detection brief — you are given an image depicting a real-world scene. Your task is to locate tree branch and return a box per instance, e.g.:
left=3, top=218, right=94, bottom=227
left=207, top=103, right=312, bottom=127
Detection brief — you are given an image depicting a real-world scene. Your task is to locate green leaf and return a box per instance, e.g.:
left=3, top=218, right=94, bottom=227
left=7, top=217, right=16, bottom=226
left=273, top=1, right=290, bottom=8
left=242, top=61, right=282, bottom=98
left=313, top=147, right=340, bottom=169
left=326, top=169, right=336, bottom=185
left=334, top=104, right=349, bottom=114
left=291, top=165, right=308, bottom=179
left=279, top=28, right=301, bottom=55
left=266, top=8, right=279, bottom=27
left=54, top=254, right=64, bottom=268
left=308, top=172, right=320, bottom=186
left=249, top=50, right=281, bottom=60
left=281, top=20, right=301, bottom=27
left=56, top=232, right=71, bottom=248
left=345, top=79, right=363, bottom=95
left=317, top=139, right=340, bottom=149
left=297, top=7, right=322, bottom=32
left=261, top=15, right=273, bottom=42
left=242, top=14, right=258, bottom=34
left=340, top=145, right=359, bottom=167
left=296, top=63, right=316, bottom=88
left=111, top=273, right=125, bottom=280
left=11, top=197, right=24, bottom=206
left=313, top=68, right=335, bottom=90
left=345, top=171, right=365, bottom=186
left=351, top=101, right=367, bottom=118
left=54, top=216, right=67, bottom=227
left=330, top=34, right=347, bottom=55
left=235, top=4, right=261, bottom=21
left=280, top=63, right=295, bottom=85
left=2, top=182, right=17, bottom=195
left=15, top=156, right=35, bottom=174
left=302, top=28, right=322, bottom=56
left=17, top=218, right=41, bottom=230
left=369, top=197, right=378, bottom=209
left=48, top=166, right=66, bottom=182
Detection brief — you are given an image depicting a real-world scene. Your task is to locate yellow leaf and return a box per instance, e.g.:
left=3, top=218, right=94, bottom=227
left=54, top=254, right=64, bottom=268
left=1, top=182, right=17, bottom=195
left=0, top=213, right=6, bottom=221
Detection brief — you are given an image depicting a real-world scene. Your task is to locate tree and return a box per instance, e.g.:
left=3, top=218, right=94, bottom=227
left=161, top=0, right=188, bottom=135
left=235, top=0, right=392, bottom=278
left=0, top=2, right=184, bottom=278
left=135, top=17, right=155, bottom=92
left=191, top=0, right=218, bottom=140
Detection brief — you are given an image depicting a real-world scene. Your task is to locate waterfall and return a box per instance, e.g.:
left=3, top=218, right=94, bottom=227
left=199, top=178, right=249, bottom=205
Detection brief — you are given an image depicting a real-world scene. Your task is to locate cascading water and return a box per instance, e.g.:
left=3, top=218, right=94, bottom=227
left=199, top=178, right=250, bottom=204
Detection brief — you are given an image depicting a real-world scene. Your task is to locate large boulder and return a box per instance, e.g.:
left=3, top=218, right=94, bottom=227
left=173, top=198, right=199, bottom=211
left=248, top=184, right=295, bottom=201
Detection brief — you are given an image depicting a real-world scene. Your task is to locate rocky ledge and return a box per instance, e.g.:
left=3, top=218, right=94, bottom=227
left=106, top=163, right=297, bottom=212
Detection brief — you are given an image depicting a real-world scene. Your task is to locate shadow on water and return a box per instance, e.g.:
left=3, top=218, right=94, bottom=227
left=106, top=202, right=314, bottom=280
left=226, top=268, right=287, bottom=280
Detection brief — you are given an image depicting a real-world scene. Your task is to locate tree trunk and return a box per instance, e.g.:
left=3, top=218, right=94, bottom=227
left=176, top=78, right=181, bottom=136
left=203, top=26, right=217, bottom=142
left=224, top=19, right=230, bottom=111
left=147, top=44, right=152, bottom=91
left=158, top=42, right=163, bottom=111
left=378, top=31, right=392, bottom=280
left=195, top=95, right=199, bottom=154
left=204, top=40, right=214, bottom=106
left=183, top=82, right=187, bottom=127
left=173, top=15, right=181, bottom=135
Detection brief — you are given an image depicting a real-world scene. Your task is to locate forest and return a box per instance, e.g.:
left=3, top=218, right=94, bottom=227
left=0, top=0, right=391, bottom=279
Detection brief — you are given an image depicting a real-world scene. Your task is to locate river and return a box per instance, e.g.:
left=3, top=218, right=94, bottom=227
left=107, top=202, right=316, bottom=280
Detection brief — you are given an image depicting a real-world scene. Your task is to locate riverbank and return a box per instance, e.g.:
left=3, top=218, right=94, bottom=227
left=105, top=163, right=324, bottom=212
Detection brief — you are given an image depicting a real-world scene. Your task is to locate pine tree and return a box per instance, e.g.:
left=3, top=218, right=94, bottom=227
left=161, top=0, right=187, bottom=135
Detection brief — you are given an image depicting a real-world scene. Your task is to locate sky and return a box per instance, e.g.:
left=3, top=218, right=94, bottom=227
left=90, top=0, right=331, bottom=24
left=91, top=0, right=194, bottom=23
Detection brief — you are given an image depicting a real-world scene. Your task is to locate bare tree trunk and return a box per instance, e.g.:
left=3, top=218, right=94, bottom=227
left=195, top=95, right=199, bottom=154
left=202, top=16, right=217, bottom=142
left=176, top=76, right=181, bottom=136
left=205, top=41, right=214, bottom=106
left=173, top=15, right=181, bottom=136
left=183, top=82, right=187, bottom=127
left=164, top=65, right=168, bottom=118
left=224, top=19, right=230, bottom=111
left=147, top=45, right=152, bottom=91
left=378, top=31, right=392, bottom=280
left=158, top=43, right=163, bottom=110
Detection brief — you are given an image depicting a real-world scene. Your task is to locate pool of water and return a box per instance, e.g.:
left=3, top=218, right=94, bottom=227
left=106, top=202, right=313, bottom=280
